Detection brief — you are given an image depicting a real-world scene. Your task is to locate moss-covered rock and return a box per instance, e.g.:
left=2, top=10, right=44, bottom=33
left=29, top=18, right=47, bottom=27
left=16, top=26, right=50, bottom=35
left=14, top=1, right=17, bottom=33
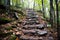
left=0, top=17, right=12, bottom=24
left=5, top=26, right=13, bottom=30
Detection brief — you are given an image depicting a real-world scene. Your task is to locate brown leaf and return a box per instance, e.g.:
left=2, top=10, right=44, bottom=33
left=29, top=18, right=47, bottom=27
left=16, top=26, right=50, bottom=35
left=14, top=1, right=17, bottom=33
left=15, top=37, right=19, bottom=40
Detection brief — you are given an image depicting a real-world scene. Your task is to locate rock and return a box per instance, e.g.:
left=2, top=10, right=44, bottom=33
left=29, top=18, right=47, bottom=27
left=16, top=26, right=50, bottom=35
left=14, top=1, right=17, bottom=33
left=11, top=25, right=17, bottom=28
left=48, top=37, right=54, bottom=40
left=16, top=32, right=20, bottom=35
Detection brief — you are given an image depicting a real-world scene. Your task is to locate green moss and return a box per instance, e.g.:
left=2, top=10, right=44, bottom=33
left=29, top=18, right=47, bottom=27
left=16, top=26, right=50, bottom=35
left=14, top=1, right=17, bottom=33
left=0, top=17, right=12, bottom=24
left=9, top=35, right=17, bottom=40
left=0, top=32, right=13, bottom=37
left=5, top=26, right=13, bottom=30
left=0, top=17, right=11, bottom=21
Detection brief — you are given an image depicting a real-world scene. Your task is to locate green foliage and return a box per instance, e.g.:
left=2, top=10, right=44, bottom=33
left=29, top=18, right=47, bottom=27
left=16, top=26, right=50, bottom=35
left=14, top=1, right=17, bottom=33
left=1, top=0, right=60, bottom=23
left=0, top=17, right=12, bottom=24
left=5, top=26, right=13, bottom=30
left=34, top=0, right=42, bottom=10
left=9, top=35, right=17, bottom=40
left=0, top=32, right=13, bottom=37
left=0, top=17, right=10, bottom=21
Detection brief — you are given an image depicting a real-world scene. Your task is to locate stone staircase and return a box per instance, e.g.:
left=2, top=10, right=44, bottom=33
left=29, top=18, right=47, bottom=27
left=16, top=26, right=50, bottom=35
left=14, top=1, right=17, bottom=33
left=15, top=10, right=54, bottom=40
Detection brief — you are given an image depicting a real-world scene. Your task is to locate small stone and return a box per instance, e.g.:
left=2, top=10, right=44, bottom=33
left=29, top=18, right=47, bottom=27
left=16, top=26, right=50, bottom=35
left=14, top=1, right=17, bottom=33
left=16, top=32, right=20, bottom=35
left=40, top=37, right=43, bottom=39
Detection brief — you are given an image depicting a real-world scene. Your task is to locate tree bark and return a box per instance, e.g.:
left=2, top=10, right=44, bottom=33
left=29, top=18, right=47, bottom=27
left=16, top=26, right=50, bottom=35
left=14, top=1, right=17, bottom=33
left=50, top=0, right=54, bottom=28
left=33, top=0, right=35, bottom=9
left=55, top=0, right=60, bottom=40
left=42, top=0, right=45, bottom=18
left=7, top=0, right=10, bottom=13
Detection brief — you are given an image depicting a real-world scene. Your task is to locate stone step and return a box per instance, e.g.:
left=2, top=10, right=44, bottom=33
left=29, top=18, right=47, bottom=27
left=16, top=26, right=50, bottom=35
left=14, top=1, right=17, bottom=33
left=22, top=24, right=44, bottom=29
left=20, top=35, right=43, bottom=40
left=22, top=29, right=36, bottom=35
left=37, top=30, right=48, bottom=36
left=21, top=29, right=48, bottom=36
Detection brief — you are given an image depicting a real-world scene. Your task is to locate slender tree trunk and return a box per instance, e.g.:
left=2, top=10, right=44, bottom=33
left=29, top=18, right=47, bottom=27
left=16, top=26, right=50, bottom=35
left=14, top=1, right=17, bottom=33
left=42, top=0, right=45, bottom=18
left=16, top=0, right=18, bottom=7
left=4, top=0, right=10, bottom=13
left=33, top=0, right=35, bottom=9
left=21, top=0, right=24, bottom=9
left=28, top=0, right=29, bottom=8
left=55, top=0, right=60, bottom=40
left=7, top=0, right=10, bottom=5
left=7, top=0, right=10, bottom=13
left=50, top=0, right=54, bottom=28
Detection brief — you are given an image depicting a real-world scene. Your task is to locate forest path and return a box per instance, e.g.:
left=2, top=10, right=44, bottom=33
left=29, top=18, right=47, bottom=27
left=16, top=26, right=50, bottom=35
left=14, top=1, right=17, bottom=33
left=15, top=10, right=54, bottom=40
left=0, top=9, right=54, bottom=40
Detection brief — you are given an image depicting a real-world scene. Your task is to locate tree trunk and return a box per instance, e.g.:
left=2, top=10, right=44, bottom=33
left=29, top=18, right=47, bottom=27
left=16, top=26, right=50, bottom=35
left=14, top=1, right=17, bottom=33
left=4, top=0, right=10, bottom=13
left=21, top=0, right=24, bottom=9
left=33, top=0, right=35, bottom=9
left=42, top=0, right=45, bottom=18
left=50, top=0, right=54, bottom=28
left=55, top=0, right=60, bottom=40
left=28, top=0, right=29, bottom=8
